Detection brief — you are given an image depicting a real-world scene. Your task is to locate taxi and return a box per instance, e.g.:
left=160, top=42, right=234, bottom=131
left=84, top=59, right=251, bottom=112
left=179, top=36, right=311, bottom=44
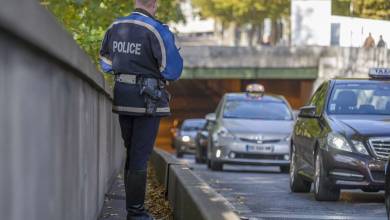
left=206, top=84, right=294, bottom=171
left=291, top=68, right=390, bottom=201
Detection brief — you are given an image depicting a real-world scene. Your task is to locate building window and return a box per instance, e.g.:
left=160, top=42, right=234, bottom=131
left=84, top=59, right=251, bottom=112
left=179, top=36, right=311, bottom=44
left=331, top=23, right=341, bottom=46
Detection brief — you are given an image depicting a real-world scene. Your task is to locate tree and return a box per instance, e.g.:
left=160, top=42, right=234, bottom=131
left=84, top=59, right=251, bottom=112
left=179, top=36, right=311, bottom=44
left=192, top=0, right=289, bottom=45
left=40, top=0, right=183, bottom=64
left=333, top=0, right=390, bottom=20
left=354, top=0, right=390, bottom=20
left=332, top=0, right=352, bottom=16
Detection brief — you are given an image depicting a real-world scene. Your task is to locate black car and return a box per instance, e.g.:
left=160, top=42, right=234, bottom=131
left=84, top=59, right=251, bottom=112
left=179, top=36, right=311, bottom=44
left=291, top=68, right=390, bottom=201
left=194, top=114, right=215, bottom=163
left=386, top=160, right=390, bottom=219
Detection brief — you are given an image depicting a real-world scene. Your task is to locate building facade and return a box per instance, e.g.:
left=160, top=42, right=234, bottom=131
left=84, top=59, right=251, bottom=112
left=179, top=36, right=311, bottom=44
left=291, top=0, right=390, bottom=48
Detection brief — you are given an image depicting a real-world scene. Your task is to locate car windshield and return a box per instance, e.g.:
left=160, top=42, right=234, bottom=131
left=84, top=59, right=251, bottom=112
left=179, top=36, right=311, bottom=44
left=328, top=82, right=390, bottom=115
left=181, top=120, right=206, bottom=131
left=223, top=100, right=293, bottom=120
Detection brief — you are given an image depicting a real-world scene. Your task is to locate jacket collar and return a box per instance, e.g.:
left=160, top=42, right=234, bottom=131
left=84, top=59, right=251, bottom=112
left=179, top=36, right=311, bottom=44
left=133, top=8, right=154, bottom=19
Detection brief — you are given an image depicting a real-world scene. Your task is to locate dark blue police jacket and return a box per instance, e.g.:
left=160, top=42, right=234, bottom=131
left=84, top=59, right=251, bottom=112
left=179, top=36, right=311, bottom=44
left=99, top=9, right=183, bottom=116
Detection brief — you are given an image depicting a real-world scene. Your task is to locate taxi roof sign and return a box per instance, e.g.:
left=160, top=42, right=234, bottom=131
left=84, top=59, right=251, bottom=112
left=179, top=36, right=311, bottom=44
left=369, top=68, right=390, bottom=79
left=246, top=84, right=265, bottom=93
left=246, top=84, right=265, bottom=98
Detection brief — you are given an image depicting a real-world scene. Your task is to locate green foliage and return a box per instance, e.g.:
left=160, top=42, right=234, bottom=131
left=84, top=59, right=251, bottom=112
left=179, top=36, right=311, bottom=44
left=192, top=0, right=289, bottom=26
left=195, top=0, right=389, bottom=25
left=41, top=0, right=183, bottom=65
left=332, top=0, right=352, bottom=16
left=333, top=0, right=390, bottom=20
left=354, top=0, right=390, bottom=20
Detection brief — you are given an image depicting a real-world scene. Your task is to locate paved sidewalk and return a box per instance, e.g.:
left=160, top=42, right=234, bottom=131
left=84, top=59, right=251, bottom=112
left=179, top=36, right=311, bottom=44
left=99, top=168, right=172, bottom=220
left=99, top=174, right=127, bottom=220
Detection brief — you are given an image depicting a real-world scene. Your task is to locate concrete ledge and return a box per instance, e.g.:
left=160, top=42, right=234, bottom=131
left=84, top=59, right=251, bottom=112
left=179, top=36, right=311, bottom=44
left=0, top=0, right=112, bottom=98
left=150, top=149, right=183, bottom=189
left=150, top=149, right=240, bottom=220
left=182, top=67, right=318, bottom=79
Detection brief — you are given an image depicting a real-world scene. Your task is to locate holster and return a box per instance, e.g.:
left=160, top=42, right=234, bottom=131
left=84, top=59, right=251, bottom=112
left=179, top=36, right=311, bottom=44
left=139, top=78, right=167, bottom=116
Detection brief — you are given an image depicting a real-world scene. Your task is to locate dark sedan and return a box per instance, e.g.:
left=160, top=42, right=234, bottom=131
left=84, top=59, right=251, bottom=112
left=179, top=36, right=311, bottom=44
left=291, top=70, right=390, bottom=201
left=173, top=119, right=206, bottom=158
left=386, top=159, right=390, bottom=219
left=194, top=114, right=215, bottom=163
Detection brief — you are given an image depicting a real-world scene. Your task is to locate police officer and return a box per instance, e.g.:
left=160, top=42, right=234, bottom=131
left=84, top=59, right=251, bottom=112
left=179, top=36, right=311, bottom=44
left=99, top=0, right=183, bottom=219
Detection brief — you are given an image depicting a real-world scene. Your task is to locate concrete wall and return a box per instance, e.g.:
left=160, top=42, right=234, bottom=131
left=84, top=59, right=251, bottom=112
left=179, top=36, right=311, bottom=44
left=0, top=1, right=124, bottom=220
left=182, top=46, right=322, bottom=69
left=181, top=46, right=390, bottom=89
left=316, top=47, right=390, bottom=89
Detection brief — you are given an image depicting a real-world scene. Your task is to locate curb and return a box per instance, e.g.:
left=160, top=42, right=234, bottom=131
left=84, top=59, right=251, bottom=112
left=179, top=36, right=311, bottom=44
left=150, top=149, right=241, bottom=220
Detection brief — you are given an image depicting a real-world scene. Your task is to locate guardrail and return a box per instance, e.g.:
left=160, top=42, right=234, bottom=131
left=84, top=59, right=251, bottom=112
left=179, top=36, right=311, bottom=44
left=150, top=149, right=241, bottom=220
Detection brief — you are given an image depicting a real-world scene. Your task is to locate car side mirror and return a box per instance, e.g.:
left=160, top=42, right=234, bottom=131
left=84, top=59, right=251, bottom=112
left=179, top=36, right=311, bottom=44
left=293, top=110, right=299, bottom=120
left=298, top=106, right=318, bottom=118
left=205, top=113, right=217, bottom=122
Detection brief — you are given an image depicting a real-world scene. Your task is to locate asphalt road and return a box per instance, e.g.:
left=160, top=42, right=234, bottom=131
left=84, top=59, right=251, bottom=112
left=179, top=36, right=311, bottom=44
left=177, top=155, right=387, bottom=220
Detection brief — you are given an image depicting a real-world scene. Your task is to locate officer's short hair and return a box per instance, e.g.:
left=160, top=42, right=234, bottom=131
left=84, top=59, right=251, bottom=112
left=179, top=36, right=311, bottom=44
left=136, top=0, right=156, bottom=6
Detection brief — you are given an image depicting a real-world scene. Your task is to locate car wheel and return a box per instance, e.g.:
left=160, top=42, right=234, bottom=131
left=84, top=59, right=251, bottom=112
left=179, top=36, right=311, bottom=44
left=290, top=144, right=311, bottom=192
left=210, top=160, right=223, bottom=171
left=280, top=166, right=290, bottom=173
left=176, top=150, right=183, bottom=158
left=314, top=150, right=340, bottom=201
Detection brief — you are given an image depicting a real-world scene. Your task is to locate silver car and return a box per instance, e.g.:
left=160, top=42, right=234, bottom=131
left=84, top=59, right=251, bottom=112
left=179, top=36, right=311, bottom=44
left=207, top=92, right=294, bottom=172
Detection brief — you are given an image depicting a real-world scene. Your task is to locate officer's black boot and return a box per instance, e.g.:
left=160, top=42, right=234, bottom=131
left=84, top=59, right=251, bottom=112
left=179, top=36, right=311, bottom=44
left=125, top=170, right=154, bottom=220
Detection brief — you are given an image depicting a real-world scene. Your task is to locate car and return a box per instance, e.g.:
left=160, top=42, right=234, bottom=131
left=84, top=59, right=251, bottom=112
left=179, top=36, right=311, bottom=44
left=290, top=68, right=390, bottom=201
left=194, top=114, right=215, bottom=163
left=173, top=118, right=206, bottom=158
left=207, top=84, right=294, bottom=171
left=386, top=159, right=390, bottom=219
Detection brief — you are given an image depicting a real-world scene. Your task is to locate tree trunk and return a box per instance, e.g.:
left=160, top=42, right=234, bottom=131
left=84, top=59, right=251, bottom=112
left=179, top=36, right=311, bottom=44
left=248, top=24, right=256, bottom=47
left=270, top=19, right=278, bottom=46
left=256, top=23, right=263, bottom=45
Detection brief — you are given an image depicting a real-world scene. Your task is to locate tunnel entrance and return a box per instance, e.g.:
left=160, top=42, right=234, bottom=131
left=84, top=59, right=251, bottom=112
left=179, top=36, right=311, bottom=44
left=156, top=79, right=314, bottom=150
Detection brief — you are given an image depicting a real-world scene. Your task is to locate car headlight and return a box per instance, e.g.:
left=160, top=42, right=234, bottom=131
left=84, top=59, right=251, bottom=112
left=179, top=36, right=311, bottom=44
left=212, top=127, right=235, bottom=143
left=327, top=133, right=352, bottom=152
left=352, top=140, right=369, bottom=155
left=181, top=136, right=191, bottom=142
left=217, top=127, right=235, bottom=139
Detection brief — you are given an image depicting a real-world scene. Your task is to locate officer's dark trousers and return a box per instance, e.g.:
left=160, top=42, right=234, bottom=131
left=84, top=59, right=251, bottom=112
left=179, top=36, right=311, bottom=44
left=119, top=115, right=160, bottom=218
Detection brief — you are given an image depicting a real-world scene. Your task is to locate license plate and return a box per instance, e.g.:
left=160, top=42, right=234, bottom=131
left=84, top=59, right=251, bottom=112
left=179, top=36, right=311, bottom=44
left=246, top=145, right=274, bottom=153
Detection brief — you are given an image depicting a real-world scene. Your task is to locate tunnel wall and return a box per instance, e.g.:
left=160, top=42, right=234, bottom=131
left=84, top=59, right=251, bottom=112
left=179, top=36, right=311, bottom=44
left=0, top=1, right=124, bottom=220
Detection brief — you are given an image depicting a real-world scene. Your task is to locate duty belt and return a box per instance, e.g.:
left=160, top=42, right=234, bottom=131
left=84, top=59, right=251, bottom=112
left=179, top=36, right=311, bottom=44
left=115, top=74, right=169, bottom=86
left=115, top=74, right=138, bottom=84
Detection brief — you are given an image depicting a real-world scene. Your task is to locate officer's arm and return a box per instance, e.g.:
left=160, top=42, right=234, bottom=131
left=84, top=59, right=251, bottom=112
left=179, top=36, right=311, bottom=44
left=99, top=29, right=113, bottom=73
left=151, top=25, right=183, bottom=81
